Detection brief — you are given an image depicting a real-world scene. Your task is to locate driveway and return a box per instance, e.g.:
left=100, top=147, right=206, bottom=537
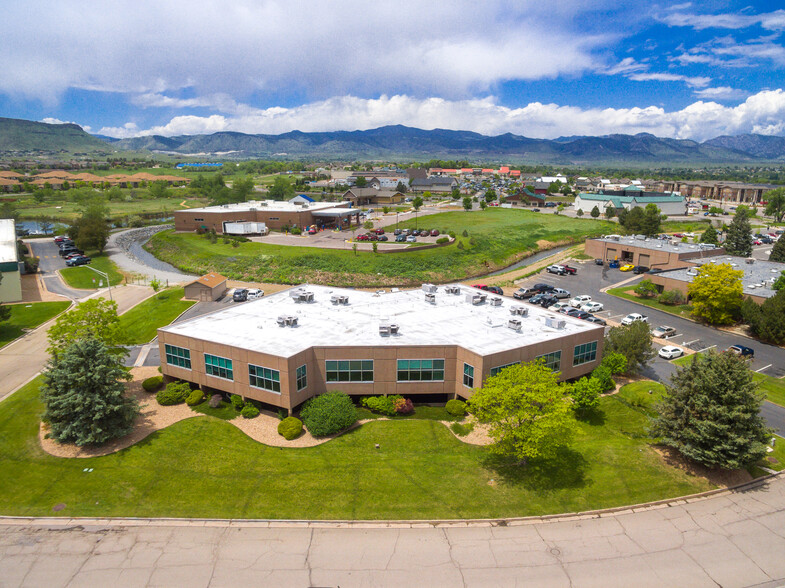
left=27, top=240, right=92, bottom=300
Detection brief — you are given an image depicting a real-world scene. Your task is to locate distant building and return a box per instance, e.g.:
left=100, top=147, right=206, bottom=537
left=0, top=219, right=22, bottom=303
left=341, top=188, right=405, bottom=206
left=574, top=188, right=686, bottom=216
left=184, top=273, right=228, bottom=302
left=585, top=236, right=723, bottom=271
left=410, top=177, right=458, bottom=192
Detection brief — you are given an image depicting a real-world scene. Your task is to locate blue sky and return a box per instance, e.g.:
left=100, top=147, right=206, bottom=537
left=1, top=1, right=784, bottom=140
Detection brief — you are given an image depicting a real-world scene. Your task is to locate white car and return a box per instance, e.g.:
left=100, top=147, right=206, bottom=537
left=659, top=345, right=684, bottom=359
left=569, top=295, right=591, bottom=308
left=621, top=313, right=648, bottom=325
left=247, top=288, right=264, bottom=300
left=550, top=302, right=571, bottom=312
left=581, top=301, right=604, bottom=313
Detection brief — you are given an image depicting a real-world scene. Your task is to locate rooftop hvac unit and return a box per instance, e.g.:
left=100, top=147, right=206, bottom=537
left=290, top=288, right=315, bottom=302
left=545, top=316, right=566, bottom=329
left=330, top=294, right=349, bottom=305
left=510, top=305, right=529, bottom=316
left=686, top=268, right=698, bottom=275
left=444, top=285, right=460, bottom=294
left=507, top=318, right=522, bottom=331
left=489, top=297, right=502, bottom=307
left=277, top=315, right=298, bottom=327
left=421, top=283, right=437, bottom=293
left=379, top=322, right=400, bottom=336
left=748, top=284, right=757, bottom=289
left=425, top=292, right=436, bottom=303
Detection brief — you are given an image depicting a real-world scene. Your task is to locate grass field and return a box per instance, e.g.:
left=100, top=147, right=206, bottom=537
left=17, top=195, right=208, bottom=223
left=0, top=377, right=713, bottom=519
left=146, top=209, right=615, bottom=287
left=0, top=301, right=71, bottom=348
left=606, top=286, right=693, bottom=318
left=661, top=220, right=712, bottom=233
left=116, top=287, right=195, bottom=345
left=59, top=253, right=124, bottom=289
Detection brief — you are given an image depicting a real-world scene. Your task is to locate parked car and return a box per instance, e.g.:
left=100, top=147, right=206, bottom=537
left=562, top=265, right=577, bottom=275
left=621, top=313, right=648, bottom=325
left=232, top=288, right=248, bottom=302
left=430, top=229, right=440, bottom=237
left=632, top=265, right=650, bottom=274
left=513, top=288, right=534, bottom=300
left=395, top=234, right=406, bottom=242
left=727, top=344, right=754, bottom=358
left=608, top=260, right=620, bottom=269
left=406, top=235, right=417, bottom=243
left=393, top=228, right=402, bottom=235
left=652, top=326, right=677, bottom=338
left=646, top=268, right=664, bottom=274
left=584, top=316, right=607, bottom=326
left=485, top=286, right=504, bottom=295
left=594, top=258, right=604, bottom=265
left=373, top=228, right=385, bottom=235
left=378, top=235, right=389, bottom=241
left=564, top=307, right=583, bottom=317
left=551, top=288, right=570, bottom=299
left=528, top=293, right=547, bottom=305
left=472, top=284, right=488, bottom=291
left=356, top=234, right=369, bottom=241
left=549, top=302, right=571, bottom=312
left=65, top=255, right=91, bottom=267
left=574, top=310, right=592, bottom=320
left=581, top=301, right=604, bottom=313
left=619, top=264, right=635, bottom=272
left=569, top=295, right=591, bottom=308
left=546, top=264, right=566, bottom=275
left=659, top=345, right=684, bottom=360
left=531, top=283, right=554, bottom=293
left=539, top=294, right=559, bottom=308
left=246, top=289, right=264, bottom=300
left=59, top=247, right=84, bottom=257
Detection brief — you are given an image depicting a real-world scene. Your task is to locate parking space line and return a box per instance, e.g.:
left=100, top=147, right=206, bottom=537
left=607, top=314, right=624, bottom=319
left=755, top=364, right=772, bottom=373
left=684, top=339, right=699, bottom=346
left=697, top=345, right=716, bottom=352
left=669, top=333, right=684, bottom=339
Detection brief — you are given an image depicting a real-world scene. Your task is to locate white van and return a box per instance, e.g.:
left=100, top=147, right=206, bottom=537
left=247, top=289, right=264, bottom=300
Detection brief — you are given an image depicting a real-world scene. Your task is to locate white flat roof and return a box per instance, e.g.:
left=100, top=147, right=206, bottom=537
left=0, top=219, right=17, bottom=265
left=183, top=200, right=351, bottom=214
left=593, top=236, right=721, bottom=255
left=160, top=284, right=603, bottom=358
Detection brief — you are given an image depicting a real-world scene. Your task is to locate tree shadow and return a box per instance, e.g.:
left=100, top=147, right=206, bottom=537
left=483, top=445, right=588, bottom=491
left=575, top=407, right=606, bottom=426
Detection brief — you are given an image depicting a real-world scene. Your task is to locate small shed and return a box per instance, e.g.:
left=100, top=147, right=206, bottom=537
left=184, top=273, right=228, bottom=302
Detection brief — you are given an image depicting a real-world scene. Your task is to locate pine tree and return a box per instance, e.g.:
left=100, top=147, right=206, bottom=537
left=590, top=205, right=600, bottom=218
left=41, top=338, right=138, bottom=446
left=652, top=350, right=770, bottom=469
left=724, top=208, right=753, bottom=256
left=699, top=225, right=719, bottom=245
left=770, top=235, right=785, bottom=262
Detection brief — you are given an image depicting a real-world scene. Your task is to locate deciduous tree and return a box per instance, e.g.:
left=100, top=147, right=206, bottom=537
left=742, top=289, right=785, bottom=344
left=412, top=196, right=423, bottom=211
left=462, top=197, right=472, bottom=212
left=688, top=262, right=743, bottom=325
left=47, top=298, right=121, bottom=357
left=468, top=362, right=575, bottom=465
left=41, top=338, right=138, bottom=446
left=267, top=176, right=295, bottom=200
left=652, top=350, right=770, bottom=469
left=764, top=187, right=785, bottom=223
left=604, top=321, right=655, bottom=375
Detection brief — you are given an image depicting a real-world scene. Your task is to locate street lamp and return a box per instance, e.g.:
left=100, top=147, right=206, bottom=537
left=83, top=265, right=112, bottom=301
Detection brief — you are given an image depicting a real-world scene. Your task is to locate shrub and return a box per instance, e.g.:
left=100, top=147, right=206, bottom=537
left=156, top=381, right=191, bottom=405
left=658, top=289, right=686, bottom=305
left=291, top=227, right=302, bottom=235
left=436, top=237, right=449, bottom=244
left=300, top=391, right=357, bottom=437
left=600, top=352, right=628, bottom=375
left=241, top=404, right=260, bottom=418
left=209, top=394, right=223, bottom=408
left=462, top=229, right=468, bottom=237
left=393, top=397, right=414, bottom=415
left=634, top=279, right=659, bottom=299
left=230, top=394, right=245, bottom=410
left=450, top=422, right=475, bottom=436
left=446, top=398, right=467, bottom=416
left=591, top=365, right=616, bottom=392
left=278, top=416, right=303, bottom=440
left=142, top=375, right=164, bottom=392
left=571, top=376, right=602, bottom=412
left=185, top=389, right=204, bottom=406
left=361, top=395, right=397, bottom=416
left=277, top=408, right=288, bottom=421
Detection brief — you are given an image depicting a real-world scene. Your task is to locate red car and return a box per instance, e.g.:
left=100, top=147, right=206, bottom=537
left=430, top=229, right=440, bottom=236
left=472, top=284, right=488, bottom=290
left=356, top=234, right=369, bottom=241
left=373, top=228, right=385, bottom=235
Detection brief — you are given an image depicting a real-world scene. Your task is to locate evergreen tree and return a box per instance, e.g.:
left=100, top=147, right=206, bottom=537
left=41, top=338, right=138, bottom=446
left=640, top=203, right=663, bottom=236
left=590, top=205, right=600, bottom=218
left=743, top=289, right=785, bottom=344
left=652, top=350, right=770, bottom=469
left=769, top=235, right=785, bottom=262
left=724, top=208, right=753, bottom=256
left=699, top=225, right=719, bottom=245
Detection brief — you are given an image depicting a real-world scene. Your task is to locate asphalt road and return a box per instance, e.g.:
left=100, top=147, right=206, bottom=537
left=28, top=240, right=93, bottom=299
left=517, top=259, right=785, bottom=434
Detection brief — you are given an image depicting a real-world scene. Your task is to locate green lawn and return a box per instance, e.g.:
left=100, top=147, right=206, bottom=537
left=116, top=288, right=195, bottom=345
left=146, top=209, right=615, bottom=287
left=0, top=377, right=713, bottom=519
left=0, top=301, right=71, bottom=348
left=761, top=435, right=785, bottom=472
left=59, top=253, right=124, bottom=289
left=606, top=286, right=693, bottom=318
left=17, top=195, right=208, bottom=223
left=661, top=220, right=712, bottom=233
left=752, top=373, right=785, bottom=407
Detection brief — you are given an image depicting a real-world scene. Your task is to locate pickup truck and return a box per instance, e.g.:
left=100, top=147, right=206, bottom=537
left=621, top=313, right=648, bottom=326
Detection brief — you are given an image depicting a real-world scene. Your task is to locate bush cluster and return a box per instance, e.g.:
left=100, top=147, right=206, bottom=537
left=241, top=404, right=260, bottom=418
left=277, top=416, right=303, bottom=440
left=230, top=394, right=245, bottom=410
left=185, top=389, right=204, bottom=406
left=156, top=381, right=191, bottom=405
left=300, top=391, right=357, bottom=437
left=436, top=237, right=449, bottom=244
left=658, top=289, right=686, bottom=305
left=450, top=422, right=475, bottom=436
left=142, top=375, right=164, bottom=392
left=445, top=399, right=467, bottom=416
left=360, top=395, right=414, bottom=416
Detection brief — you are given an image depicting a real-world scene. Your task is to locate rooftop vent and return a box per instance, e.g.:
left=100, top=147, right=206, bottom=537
left=507, top=318, right=522, bottom=331
left=510, top=305, right=529, bottom=316
left=421, top=283, right=437, bottom=293
left=466, top=292, right=486, bottom=305
left=425, top=292, right=436, bottom=304
left=290, top=288, right=314, bottom=302
left=444, top=285, right=461, bottom=294
left=686, top=268, right=698, bottom=276
left=489, top=297, right=502, bottom=307
left=545, top=316, right=566, bottom=330
left=330, top=294, right=349, bottom=305
left=277, top=315, right=298, bottom=327
left=379, top=322, right=400, bottom=336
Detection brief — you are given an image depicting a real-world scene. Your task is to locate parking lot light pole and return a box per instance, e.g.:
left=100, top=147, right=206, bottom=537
left=83, top=265, right=112, bottom=301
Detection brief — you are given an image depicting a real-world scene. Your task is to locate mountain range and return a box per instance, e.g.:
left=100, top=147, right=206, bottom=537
left=1, top=117, right=784, bottom=164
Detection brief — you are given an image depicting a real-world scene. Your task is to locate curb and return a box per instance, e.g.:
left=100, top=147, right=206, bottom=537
left=0, top=471, right=780, bottom=530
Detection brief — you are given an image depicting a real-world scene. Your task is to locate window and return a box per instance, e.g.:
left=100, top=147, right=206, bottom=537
left=397, top=359, right=444, bottom=382
left=536, top=351, right=562, bottom=372
left=296, top=364, right=307, bottom=391
left=193, top=217, right=204, bottom=221
left=269, top=217, right=280, bottom=220
left=489, top=361, right=519, bottom=377
left=249, top=364, right=280, bottom=393
left=205, top=353, right=233, bottom=380
left=463, top=363, right=474, bottom=388
left=573, top=342, right=598, bottom=366
left=165, top=344, right=191, bottom=369
left=326, top=360, right=373, bottom=383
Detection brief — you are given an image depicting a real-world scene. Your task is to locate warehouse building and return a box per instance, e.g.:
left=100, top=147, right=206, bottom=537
left=0, top=219, right=21, bottom=303
left=174, top=200, right=361, bottom=234
left=585, top=236, right=724, bottom=271
left=157, top=284, right=604, bottom=412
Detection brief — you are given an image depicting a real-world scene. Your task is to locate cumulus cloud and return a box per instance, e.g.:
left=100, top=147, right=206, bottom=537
left=40, top=117, right=91, bottom=132
left=692, top=86, right=750, bottom=100
left=96, top=89, right=785, bottom=142
left=0, top=0, right=612, bottom=102
left=662, top=9, right=785, bottom=31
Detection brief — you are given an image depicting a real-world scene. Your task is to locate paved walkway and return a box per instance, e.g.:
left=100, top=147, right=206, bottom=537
left=105, top=227, right=195, bottom=286
left=0, top=474, right=783, bottom=587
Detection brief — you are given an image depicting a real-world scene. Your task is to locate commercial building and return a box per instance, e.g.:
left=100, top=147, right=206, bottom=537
left=341, top=188, right=405, bottom=206
left=585, top=236, right=724, bottom=270
left=655, top=180, right=779, bottom=204
left=574, top=188, right=686, bottom=216
left=173, top=200, right=361, bottom=234
left=157, top=284, right=604, bottom=412
left=0, top=219, right=22, bottom=303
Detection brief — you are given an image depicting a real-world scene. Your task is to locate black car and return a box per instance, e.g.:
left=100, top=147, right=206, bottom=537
left=594, top=258, right=604, bottom=265
left=59, top=247, right=84, bottom=257
left=632, top=265, right=650, bottom=274
left=65, top=255, right=91, bottom=267
left=584, top=316, right=607, bottom=326
left=485, top=285, right=504, bottom=295
left=727, top=345, right=754, bottom=358
left=513, top=288, right=534, bottom=300
left=232, top=288, right=248, bottom=302
left=529, top=293, right=546, bottom=305
left=531, top=283, right=554, bottom=293
left=574, top=310, right=592, bottom=320
left=539, top=294, right=559, bottom=308
left=646, top=268, right=664, bottom=274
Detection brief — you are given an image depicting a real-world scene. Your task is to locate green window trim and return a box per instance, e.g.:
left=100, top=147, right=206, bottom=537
left=573, top=341, right=598, bottom=367
left=296, top=364, right=307, bottom=391
left=463, top=363, right=474, bottom=388
left=397, top=359, right=445, bottom=382
left=249, top=364, right=281, bottom=393
left=325, top=359, right=374, bottom=383
left=164, top=344, right=191, bottom=369
left=205, top=353, right=233, bottom=380
left=535, top=350, right=562, bottom=372
left=489, top=361, right=519, bottom=378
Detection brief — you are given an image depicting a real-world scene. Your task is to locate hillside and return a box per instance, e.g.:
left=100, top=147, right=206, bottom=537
left=0, top=117, right=109, bottom=153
